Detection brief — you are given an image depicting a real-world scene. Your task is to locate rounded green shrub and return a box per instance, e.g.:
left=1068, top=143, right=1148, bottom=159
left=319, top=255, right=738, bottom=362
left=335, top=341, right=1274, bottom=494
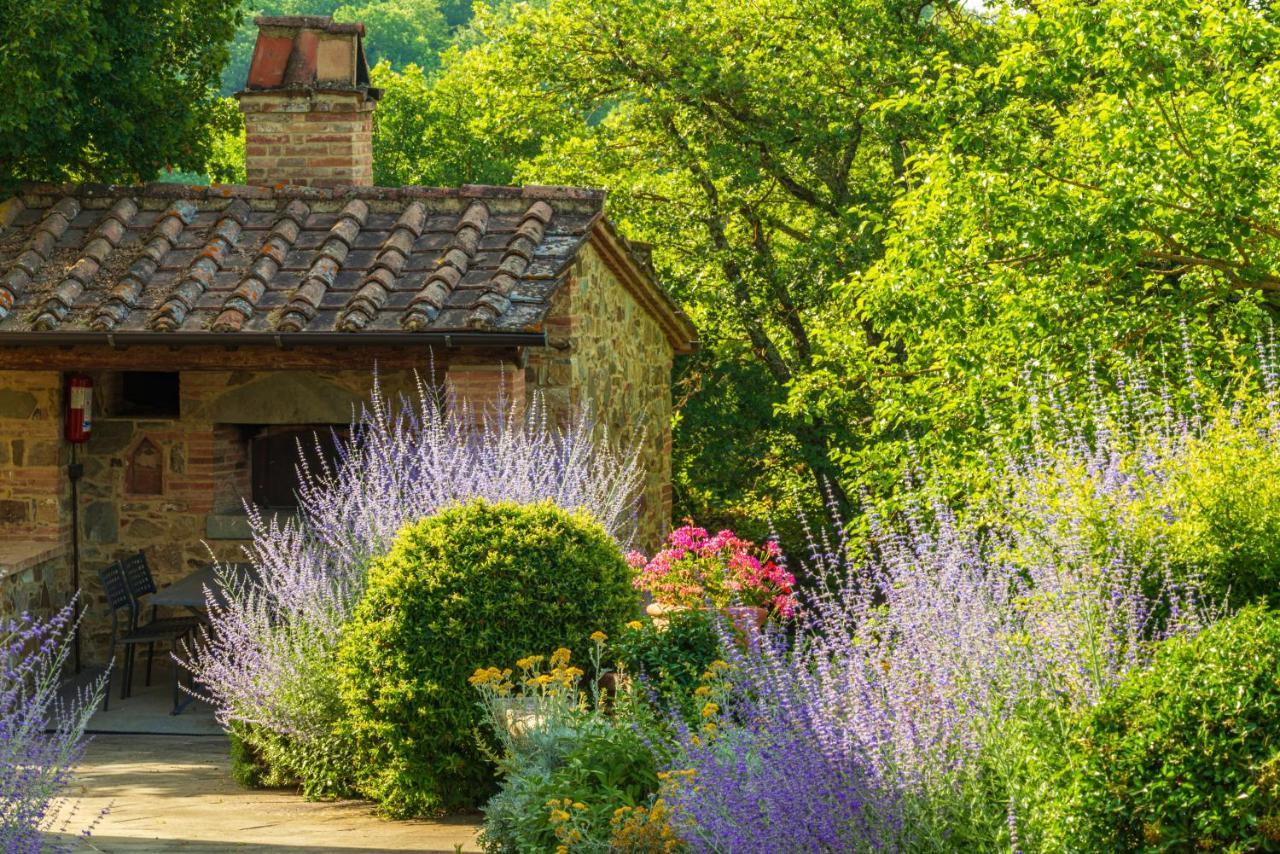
left=337, top=498, right=640, bottom=815
left=1058, top=605, right=1280, bottom=850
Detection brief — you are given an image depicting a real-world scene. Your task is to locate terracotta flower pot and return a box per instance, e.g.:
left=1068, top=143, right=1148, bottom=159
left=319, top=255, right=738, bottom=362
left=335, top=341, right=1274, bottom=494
left=722, top=605, right=768, bottom=636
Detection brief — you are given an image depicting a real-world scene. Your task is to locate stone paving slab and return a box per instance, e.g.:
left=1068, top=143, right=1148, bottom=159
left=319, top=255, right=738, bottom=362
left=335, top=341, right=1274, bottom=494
left=49, top=734, right=482, bottom=853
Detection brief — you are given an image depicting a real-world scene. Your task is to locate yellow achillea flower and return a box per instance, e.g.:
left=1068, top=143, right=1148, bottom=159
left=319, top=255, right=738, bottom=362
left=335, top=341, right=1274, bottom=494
left=693, top=685, right=711, bottom=697
left=467, top=666, right=510, bottom=687
left=701, top=702, right=719, bottom=718
left=550, top=647, right=572, bottom=668
left=626, top=620, right=644, bottom=630
left=590, top=630, right=608, bottom=643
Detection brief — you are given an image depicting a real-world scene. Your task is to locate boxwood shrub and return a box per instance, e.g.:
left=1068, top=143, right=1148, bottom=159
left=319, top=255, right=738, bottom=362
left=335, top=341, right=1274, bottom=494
left=336, top=498, right=640, bottom=816
left=1058, top=605, right=1280, bottom=850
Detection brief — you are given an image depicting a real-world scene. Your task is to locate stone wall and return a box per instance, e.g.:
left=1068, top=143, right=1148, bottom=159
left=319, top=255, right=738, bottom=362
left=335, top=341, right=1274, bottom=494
left=529, top=242, right=676, bottom=549
left=0, top=356, right=469, bottom=662
left=0, top=255, right=683, bottom=656
left=0, top=370, right=72, bottom=623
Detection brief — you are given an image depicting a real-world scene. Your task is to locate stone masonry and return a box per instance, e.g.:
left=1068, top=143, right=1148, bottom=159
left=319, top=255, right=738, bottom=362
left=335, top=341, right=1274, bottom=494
left=530, top=241, right=675, bottom=548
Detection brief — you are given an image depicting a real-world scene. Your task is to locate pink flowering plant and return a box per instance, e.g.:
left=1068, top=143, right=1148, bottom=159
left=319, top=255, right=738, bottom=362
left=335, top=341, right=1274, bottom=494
left=628, top=525, right=797, bottom=617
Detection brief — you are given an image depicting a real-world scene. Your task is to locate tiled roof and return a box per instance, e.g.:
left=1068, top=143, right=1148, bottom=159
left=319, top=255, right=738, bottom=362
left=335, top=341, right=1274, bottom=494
left=0, top=183, right=694, bottom=350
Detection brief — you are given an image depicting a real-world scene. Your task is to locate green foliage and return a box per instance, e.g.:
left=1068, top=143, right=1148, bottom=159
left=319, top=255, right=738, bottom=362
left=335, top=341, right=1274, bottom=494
left=479, top=716, right=659, bottom=853
left=472, top=642, right=664, bottom=852
left=368, top=30, right=578, bottom=188
left=336, top=499, right=640, bottom=816
left=334, top=0, right=449, bottom=69
left=228, top=721, right=359, bottom=798
left=228, top=723, right=270, bottom=789
left=1053, top=606, right=1280, bottom=851
left=0, top=0, right=241, bottom=184
left=614, top=611, right=724, bottom=720
left=363, top=0, right=996, bottom=526
left=247, top=726, right=360, bottom=800
left=205, top=96, right=248, bottom=184
left=848, top=0, right=1280, bottom=503
left=1001, top=396, right=1280, bottom=611
left=1161, top=418, right=1280, bottom=608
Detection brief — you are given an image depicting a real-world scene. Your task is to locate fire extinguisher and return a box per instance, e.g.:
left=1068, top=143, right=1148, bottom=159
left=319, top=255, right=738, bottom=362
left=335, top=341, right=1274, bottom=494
left=65, top=374, right=93, bottom=444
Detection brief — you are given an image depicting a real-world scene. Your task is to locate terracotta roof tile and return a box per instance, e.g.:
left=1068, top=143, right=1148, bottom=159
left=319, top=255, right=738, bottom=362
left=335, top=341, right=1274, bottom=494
left=0, top=184, right=608, bottom=340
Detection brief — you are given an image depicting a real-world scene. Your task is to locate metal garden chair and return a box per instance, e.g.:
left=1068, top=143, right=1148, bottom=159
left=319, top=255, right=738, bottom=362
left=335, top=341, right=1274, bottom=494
left=120, top=551, right=203, bottom=690
left=97, top=560, right=196, bottom=713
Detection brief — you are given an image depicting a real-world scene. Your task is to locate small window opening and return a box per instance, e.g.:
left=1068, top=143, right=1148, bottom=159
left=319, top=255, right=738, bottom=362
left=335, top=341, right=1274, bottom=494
left=250, top=426, right=347, bottom=511
left=118, top=372, right=180, bottom=417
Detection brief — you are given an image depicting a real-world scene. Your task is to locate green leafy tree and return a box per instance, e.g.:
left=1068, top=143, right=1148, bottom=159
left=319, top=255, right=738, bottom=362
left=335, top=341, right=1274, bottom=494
left=369, top=0, right=994, bottom=523
left=0, top=0, right=241, bottom=184
left=842, top=0, right=1280, bottom=495
left=335, top=0, right=449, bottom=69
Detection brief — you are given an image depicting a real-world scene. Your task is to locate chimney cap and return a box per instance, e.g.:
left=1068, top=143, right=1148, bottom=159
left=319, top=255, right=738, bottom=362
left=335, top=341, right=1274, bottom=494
left=243, top=14, right=373, bottom=93
left=254, top=15, right=365, bottom=36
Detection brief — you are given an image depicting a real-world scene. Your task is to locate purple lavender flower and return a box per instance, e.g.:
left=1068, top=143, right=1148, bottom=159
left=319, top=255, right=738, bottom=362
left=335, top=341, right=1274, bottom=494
left=664, top=362, right=1217, bottom=849
left=1, top=600, right=104, bottom=852
left=181, top=374, right=643, bottom=743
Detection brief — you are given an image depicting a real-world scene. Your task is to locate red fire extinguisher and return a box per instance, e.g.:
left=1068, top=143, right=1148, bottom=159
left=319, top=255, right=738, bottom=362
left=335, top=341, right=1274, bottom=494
left=66, top=374, right=93, bottom=444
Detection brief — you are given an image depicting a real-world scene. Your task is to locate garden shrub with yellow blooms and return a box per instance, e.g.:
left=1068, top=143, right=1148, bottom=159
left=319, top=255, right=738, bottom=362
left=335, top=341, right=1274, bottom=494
left=472, top=636, right=671, bottom=852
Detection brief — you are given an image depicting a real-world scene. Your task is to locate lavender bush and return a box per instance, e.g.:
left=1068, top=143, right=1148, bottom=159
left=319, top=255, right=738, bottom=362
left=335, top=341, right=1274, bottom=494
left=182, top=375, right=643, bottom=771
left=662, top=364, right=1250, bottom=851
left=1, top=601, right=103, bottom=852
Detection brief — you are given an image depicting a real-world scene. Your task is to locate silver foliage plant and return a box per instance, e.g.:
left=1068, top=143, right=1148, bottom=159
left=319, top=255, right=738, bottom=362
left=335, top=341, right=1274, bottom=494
left=182, top=374, right=643, bottom=739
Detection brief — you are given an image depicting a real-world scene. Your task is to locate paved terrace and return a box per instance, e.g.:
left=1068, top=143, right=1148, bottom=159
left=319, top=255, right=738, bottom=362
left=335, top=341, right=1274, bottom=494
left=50, top=670, right=481, bottom=852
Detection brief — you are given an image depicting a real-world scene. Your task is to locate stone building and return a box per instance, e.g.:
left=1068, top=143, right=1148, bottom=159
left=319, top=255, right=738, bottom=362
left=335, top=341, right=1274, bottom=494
left=0, top=15, right=695, bottom=662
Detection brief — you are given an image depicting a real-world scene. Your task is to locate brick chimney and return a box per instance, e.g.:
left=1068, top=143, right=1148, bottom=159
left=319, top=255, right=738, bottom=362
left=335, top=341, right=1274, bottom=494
left=238, top=16, right=381, bottom=188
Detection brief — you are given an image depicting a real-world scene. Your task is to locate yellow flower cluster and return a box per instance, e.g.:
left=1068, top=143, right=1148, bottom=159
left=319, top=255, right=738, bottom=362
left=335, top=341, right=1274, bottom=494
left=700, top=659, right=730, bottom=681
left=521, top=648, right=583, bottom=693
left=626, top=620, right=644, bottom=631
left=546, top=797, right=590, bottom=852
left=609, top=798, right=682, bottom=853
left=468, top=666, right=513, bottom=693
left=590, top=630, right=608, bottom=643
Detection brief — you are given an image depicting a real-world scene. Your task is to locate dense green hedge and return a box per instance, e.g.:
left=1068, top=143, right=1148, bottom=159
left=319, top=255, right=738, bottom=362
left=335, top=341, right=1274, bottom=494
left=1058, top=605, right=1280, bottom=850
left=336, top=499, right=640, bottom=815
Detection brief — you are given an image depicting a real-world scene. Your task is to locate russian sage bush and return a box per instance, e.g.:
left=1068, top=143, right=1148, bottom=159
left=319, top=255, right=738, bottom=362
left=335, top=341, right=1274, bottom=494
left=1001, top=382, right=1280, bottom=611
left=664, top=368, right=1232, bottom=851
left=1, top=601, right=103, bottom=851
left=182, top=376, right=643, bottom=789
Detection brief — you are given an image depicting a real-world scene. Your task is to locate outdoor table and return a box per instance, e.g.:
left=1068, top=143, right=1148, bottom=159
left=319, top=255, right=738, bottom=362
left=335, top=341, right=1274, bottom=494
left=149, top=562, right=255, bottom=714
left=149, top=562, right=257, bottom=612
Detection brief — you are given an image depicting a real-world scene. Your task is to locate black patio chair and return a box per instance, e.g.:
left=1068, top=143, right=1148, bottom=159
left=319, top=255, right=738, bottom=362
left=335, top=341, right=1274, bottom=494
left=120, top=551, right=202, bottom=689
left=97, top=561, right=195, bottom=713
